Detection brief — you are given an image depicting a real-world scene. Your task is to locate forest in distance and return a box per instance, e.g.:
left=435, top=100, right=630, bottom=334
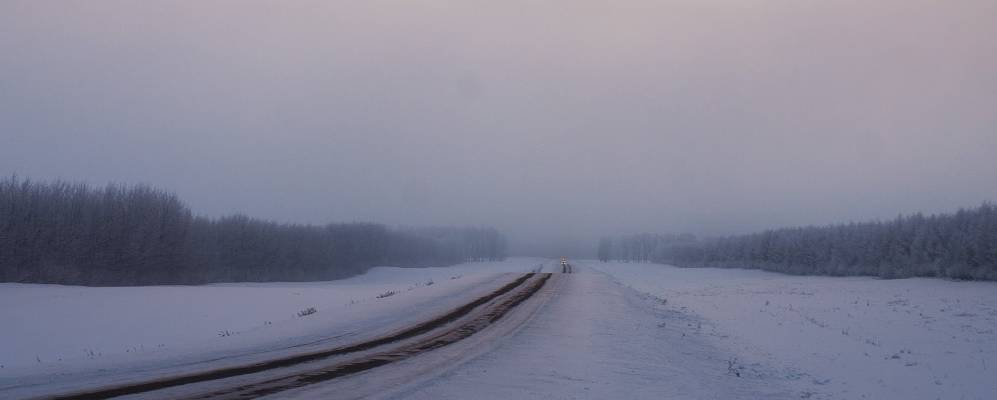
left=3, top=175, right=996, bottom=286
left=600, top=203, right=997, bottom=280
left=0, top=177, right=507, bottom=286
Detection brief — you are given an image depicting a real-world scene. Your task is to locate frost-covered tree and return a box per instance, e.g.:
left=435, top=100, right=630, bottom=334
left=0, top=176, right=508, bottom=285
left=597, top=237, right=613, bottom=262
left=611, top=204, right=997, bottom=280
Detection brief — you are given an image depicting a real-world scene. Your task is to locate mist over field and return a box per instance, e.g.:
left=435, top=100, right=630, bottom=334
left=3, top=0, right=996, bottom=257
left=3, top=3, right=997, bottom=400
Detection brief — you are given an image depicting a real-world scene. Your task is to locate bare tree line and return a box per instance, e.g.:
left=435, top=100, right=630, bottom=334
left=599, top=204, right=997, bottom=280
left=0, top=176, right=507, bottom=286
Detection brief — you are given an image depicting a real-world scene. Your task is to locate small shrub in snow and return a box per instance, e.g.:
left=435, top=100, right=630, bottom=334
left=727, top=358, right=741, bottom=377
left=377, top=290, right=397, bottom=299
left=297, top=307, right=318, bottom=317
left=805, top=316, right=828, bottom=328
left=425, top=279, right=434, bottom=286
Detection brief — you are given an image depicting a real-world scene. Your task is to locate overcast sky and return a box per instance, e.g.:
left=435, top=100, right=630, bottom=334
left=2, top=1, right=996, bottom=255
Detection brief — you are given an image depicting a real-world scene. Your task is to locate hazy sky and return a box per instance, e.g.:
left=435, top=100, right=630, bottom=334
left=2, top=1, right=996, bottom=255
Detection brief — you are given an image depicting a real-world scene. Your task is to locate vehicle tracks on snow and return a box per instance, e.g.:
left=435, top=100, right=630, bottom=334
left=37, top=272, right=553, bottom=400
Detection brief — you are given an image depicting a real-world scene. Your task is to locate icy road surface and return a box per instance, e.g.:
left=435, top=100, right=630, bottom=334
left=344, top=264, right=795, bottom=400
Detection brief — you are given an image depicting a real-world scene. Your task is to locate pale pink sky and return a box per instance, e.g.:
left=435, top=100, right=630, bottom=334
left=2, top=1, right=996, bottom=254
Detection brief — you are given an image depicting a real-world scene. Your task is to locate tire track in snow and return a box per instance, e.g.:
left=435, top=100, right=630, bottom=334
left=37, top=273, right=547, bottom=400
left=186, top=273, right=552, bottom=399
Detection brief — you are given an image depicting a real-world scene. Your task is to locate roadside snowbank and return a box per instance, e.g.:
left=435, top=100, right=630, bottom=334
left=586, top=261, right=997, bottom=400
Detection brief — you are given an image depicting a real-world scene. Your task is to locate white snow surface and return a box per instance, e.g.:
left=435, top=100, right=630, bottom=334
left=392, top=263, right=795, bottom=400
left=585, top=261, right=997, bottom=400
left=0, top=258, right=547, bottom=398
left=5, top=258, right=994, bottom=400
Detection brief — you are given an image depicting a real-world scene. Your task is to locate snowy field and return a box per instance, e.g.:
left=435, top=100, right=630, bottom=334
left=5, top=258, right=994, bottom=400
left=0, top=258, right=545, bottom=398
left=586, top=261, right=997, bottom=400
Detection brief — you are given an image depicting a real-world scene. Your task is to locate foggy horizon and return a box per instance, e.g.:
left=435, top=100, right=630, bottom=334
left=3, top=3, right=997, bottom=399
left=3, top=1, right=996, bottom=256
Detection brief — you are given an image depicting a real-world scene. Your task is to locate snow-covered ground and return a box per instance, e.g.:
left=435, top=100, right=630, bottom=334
left=6, top=258, right=992, bottom=400
left=0, top=258, right=546, bottom=398
left=586, top=261, right=997, bottom=400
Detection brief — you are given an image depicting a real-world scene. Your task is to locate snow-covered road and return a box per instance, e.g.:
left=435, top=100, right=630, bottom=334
left=385, top=263, right=793, bottom=400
